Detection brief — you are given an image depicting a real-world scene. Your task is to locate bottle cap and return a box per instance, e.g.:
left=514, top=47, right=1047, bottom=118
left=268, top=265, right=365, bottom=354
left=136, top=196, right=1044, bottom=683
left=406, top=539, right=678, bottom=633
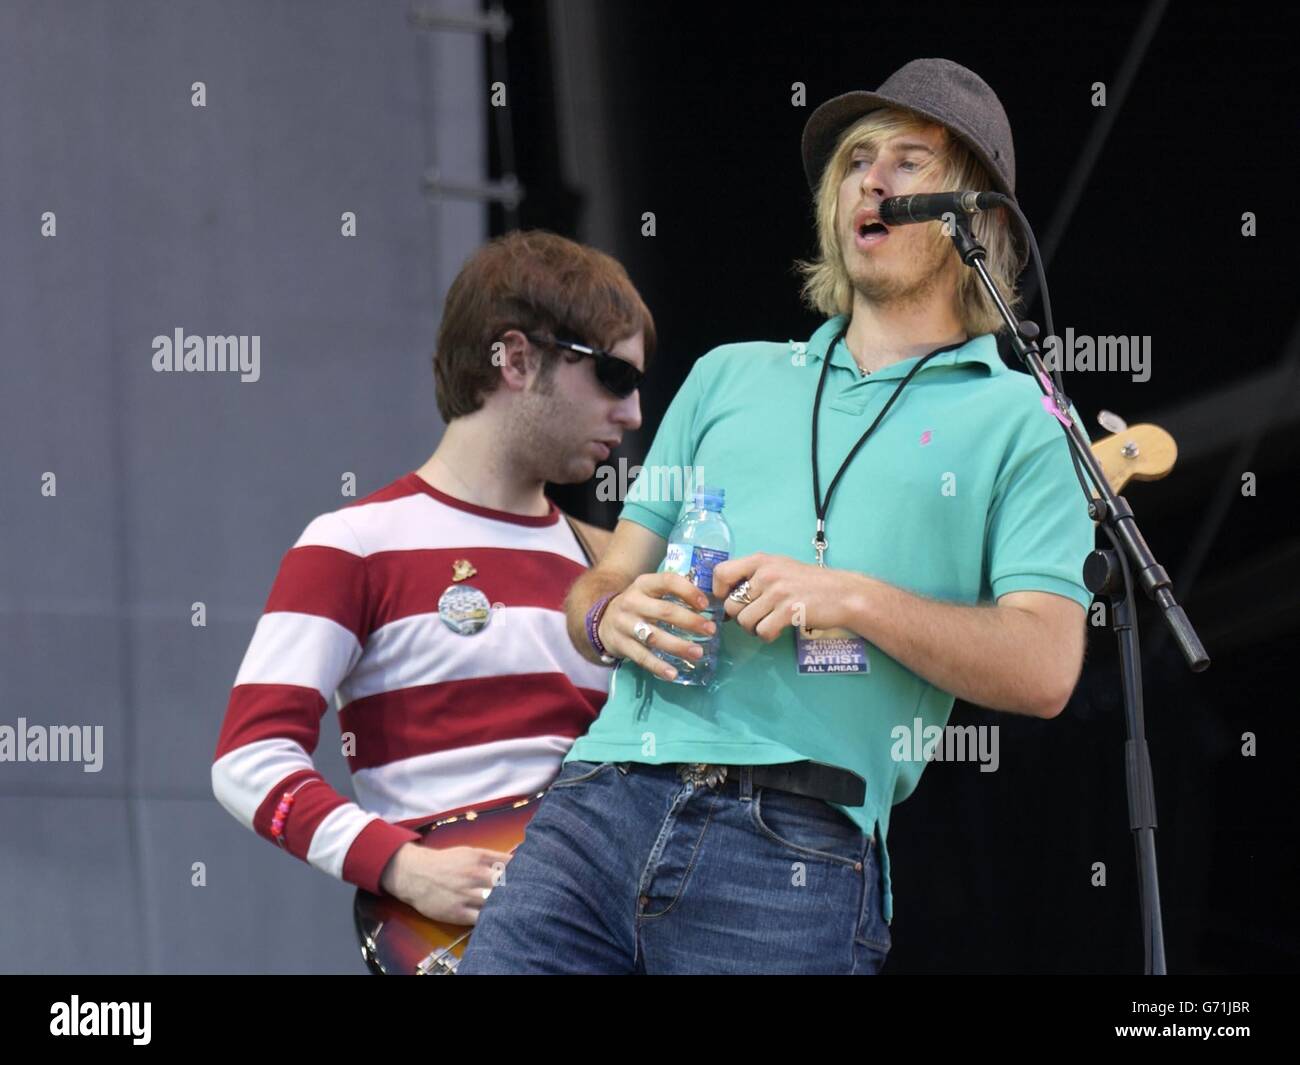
left=693, top=485, right=725, bottom=511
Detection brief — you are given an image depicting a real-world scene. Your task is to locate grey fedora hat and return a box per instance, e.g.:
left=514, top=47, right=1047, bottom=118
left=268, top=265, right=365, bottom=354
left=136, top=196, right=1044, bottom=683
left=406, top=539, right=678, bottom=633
left=801, top=58, right=1016, bottom=198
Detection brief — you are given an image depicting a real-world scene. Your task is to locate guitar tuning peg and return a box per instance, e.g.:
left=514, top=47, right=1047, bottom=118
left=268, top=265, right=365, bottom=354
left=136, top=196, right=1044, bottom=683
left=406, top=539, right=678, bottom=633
left=1097, top=409, right=1128, bottom=434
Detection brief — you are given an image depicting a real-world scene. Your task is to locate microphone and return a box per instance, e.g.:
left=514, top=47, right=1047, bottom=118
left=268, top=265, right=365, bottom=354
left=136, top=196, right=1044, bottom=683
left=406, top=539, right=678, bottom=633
left=878, top=190, right=1009, bottom=226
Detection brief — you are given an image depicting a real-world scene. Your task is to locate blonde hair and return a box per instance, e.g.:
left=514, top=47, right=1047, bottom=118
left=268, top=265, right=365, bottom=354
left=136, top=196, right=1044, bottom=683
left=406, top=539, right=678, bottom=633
left=796, top=108, right=1026, bottom=337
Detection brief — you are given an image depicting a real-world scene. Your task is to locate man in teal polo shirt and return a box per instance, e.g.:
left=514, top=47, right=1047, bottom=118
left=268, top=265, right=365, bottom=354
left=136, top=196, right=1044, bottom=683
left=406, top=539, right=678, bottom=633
left=459, top=58, right=1095, bottom=975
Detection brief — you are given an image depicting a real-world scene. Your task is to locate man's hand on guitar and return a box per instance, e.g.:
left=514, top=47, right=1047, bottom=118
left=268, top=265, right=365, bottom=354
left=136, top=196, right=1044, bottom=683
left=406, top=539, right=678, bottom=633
left=379, top=842, right=514, bottom=925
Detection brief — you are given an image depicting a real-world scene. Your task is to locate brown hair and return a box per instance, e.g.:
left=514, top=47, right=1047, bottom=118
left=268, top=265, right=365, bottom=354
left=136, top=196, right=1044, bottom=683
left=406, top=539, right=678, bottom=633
left=433, top=230, right=656, bottom=421
left=796, top=109, right=1027, bottom=337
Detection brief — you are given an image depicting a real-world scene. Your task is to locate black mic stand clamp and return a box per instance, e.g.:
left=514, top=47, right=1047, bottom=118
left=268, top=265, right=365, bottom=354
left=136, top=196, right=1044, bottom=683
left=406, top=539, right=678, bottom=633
left=947, top=217, right=1210, bottom=975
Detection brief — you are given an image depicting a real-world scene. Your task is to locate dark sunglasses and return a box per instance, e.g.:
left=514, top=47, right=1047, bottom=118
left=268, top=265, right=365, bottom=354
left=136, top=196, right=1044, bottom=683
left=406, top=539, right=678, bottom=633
left=525, top=334, right=643, bottom=398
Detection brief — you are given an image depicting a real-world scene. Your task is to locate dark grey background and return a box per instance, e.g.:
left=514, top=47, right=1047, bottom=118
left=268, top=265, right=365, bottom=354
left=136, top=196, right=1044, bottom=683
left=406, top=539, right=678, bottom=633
left=1, top=0, right=482, bottom=973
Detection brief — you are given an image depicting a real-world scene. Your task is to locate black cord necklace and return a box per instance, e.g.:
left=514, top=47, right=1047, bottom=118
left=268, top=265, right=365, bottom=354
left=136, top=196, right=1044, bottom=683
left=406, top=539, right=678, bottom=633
left=810, top=324, right=967, bottom=567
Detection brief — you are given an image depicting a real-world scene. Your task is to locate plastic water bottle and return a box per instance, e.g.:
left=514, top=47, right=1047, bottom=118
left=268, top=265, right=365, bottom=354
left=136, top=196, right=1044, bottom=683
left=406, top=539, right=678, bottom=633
left=652, top=486, right=732, bottom=687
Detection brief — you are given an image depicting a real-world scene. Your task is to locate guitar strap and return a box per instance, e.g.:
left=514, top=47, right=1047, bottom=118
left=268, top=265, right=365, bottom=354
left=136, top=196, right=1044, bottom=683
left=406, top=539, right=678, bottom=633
left=562, top=512, right=596, bottom=567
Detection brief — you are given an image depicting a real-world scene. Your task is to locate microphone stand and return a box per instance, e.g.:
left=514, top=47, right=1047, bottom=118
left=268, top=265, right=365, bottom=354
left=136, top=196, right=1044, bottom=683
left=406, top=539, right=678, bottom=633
left=947, top=216, right=1210, bottom=975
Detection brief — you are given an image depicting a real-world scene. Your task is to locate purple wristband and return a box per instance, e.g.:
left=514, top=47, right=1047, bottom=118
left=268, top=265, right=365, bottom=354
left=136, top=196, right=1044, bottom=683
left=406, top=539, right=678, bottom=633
left=585, top=593, right=618, bottom=662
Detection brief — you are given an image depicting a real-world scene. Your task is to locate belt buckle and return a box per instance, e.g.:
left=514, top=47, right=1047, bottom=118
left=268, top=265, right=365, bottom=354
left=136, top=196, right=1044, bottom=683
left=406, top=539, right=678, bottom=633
left=677, top=763, right=728, bottom=789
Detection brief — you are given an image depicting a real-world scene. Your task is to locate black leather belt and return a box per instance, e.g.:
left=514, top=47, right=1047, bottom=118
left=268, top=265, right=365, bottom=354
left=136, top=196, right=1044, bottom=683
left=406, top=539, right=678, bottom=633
left=672, top=760, right=866, bottom=807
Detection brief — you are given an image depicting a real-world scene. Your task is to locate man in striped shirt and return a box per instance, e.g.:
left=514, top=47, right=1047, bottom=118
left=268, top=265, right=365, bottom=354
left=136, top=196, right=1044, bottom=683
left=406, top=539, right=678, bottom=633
left=212, top=230, right=653, bottom=928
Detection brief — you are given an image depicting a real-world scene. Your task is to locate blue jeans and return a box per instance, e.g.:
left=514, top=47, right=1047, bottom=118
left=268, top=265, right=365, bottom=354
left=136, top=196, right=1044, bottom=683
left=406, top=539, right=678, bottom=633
left=458, top=760, right=892, bottom=974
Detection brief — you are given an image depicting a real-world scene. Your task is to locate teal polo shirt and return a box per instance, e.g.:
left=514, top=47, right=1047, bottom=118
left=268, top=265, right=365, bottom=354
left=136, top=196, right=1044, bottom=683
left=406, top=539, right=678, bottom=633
left=566, top=314, right=1096, bottom=922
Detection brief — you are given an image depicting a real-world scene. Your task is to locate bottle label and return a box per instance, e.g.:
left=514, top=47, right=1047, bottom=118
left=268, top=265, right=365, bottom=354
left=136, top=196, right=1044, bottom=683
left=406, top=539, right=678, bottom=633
left=664, top=544, right=730, bottom=597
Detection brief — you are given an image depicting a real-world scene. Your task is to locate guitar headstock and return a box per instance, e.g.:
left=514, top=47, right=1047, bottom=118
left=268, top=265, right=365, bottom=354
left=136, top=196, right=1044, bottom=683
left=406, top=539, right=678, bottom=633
left=1090, top=420, right=1177, bottom=494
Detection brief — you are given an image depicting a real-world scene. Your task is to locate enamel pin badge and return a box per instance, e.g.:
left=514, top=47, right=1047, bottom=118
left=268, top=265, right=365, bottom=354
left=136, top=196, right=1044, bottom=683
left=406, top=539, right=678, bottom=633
left=438, top=560, right=491, bottom=635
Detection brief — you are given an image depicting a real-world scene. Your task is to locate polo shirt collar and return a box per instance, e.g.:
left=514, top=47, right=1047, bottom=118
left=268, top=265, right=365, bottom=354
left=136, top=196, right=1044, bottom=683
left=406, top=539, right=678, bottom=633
left=802, top=314, right=1005, bottom=381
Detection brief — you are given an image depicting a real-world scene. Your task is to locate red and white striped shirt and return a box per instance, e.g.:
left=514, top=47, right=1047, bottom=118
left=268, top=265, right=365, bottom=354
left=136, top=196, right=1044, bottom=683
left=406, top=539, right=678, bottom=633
left=211, top=472, right=610, bottom=894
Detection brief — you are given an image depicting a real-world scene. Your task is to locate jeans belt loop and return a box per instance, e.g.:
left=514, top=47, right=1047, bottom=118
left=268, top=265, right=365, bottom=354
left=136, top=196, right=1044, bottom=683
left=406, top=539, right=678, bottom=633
left=737, top=765, right=753, bottom=802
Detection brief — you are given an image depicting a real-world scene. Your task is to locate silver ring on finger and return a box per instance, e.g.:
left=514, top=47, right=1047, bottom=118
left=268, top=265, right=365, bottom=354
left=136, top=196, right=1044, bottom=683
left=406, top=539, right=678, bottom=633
left=728, top=580, right=755, bottom=606
left=633, top=620, right=654, bottom=645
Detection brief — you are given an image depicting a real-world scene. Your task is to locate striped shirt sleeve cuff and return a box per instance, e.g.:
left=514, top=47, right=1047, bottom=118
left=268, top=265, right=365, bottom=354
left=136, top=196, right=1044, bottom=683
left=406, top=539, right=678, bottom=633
left=342, top=817, right=423, bottom=896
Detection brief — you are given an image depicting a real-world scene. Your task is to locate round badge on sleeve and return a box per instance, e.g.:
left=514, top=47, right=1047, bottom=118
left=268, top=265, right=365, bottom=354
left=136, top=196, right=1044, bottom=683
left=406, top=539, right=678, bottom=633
left=438, top=583, right=493, bottom=635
